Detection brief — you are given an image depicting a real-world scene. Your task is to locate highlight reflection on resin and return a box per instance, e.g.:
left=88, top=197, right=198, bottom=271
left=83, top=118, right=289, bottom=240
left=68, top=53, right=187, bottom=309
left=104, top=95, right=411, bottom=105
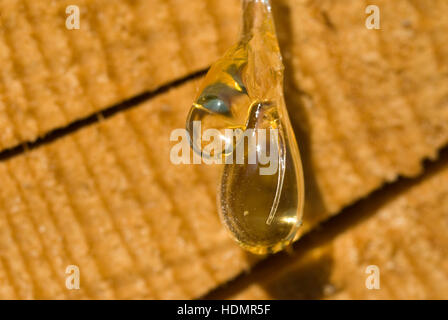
left=186, top=0, right=305, bottom=254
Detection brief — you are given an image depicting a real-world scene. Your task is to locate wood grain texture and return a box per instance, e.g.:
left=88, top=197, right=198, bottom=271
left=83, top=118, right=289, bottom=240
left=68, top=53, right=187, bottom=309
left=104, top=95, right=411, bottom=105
left=0, top=0, right=447, bottom=299
left=0, top=0, right=240, bottom=151
left=274, top=0, right=448, bottom=230
left=0, top=68, right=446, bottom=298
left=213, top=157, right=448, bottom=300
left=0, top=82, right=257, bottom=299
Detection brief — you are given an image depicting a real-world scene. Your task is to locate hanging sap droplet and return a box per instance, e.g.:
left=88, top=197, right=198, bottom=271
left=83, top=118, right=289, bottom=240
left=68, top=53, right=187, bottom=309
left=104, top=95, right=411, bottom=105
left=220, top=101, right=304, bottom=254
left=186, top=0, right=304, bottom=254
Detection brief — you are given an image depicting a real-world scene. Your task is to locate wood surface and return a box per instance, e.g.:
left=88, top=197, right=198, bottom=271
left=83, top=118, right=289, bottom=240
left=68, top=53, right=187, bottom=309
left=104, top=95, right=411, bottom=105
left=0, top=0, right=446, bottom=299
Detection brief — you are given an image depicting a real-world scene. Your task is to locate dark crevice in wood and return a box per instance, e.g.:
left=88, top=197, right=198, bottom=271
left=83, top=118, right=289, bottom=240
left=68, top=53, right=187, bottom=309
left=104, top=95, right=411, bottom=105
left=202, top=145, right=448, bottom=299
left=0, top=68, right=207, bottom=163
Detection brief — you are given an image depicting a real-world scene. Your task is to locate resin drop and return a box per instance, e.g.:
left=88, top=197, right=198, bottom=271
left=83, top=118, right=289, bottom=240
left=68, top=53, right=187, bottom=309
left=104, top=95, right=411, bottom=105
left=186, top=0, right=304, bottom=254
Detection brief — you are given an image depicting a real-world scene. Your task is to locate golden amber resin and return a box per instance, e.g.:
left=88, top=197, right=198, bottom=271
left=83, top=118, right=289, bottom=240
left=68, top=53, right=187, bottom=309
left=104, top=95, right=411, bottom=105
left=186, top=0, right=304, bottom=254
